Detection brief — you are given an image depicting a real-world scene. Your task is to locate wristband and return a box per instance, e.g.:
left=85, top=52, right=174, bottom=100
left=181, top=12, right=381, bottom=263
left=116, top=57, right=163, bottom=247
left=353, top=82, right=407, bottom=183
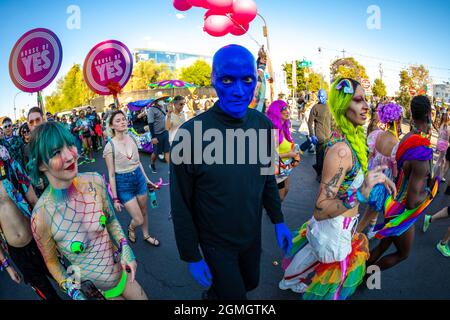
left=119, top=239, right=129, bottom=252
left=113, top=198, right=120, bottom=203
left=356, top=188, right=369, bottom=203
left=0, top=259, right=10, bottom=271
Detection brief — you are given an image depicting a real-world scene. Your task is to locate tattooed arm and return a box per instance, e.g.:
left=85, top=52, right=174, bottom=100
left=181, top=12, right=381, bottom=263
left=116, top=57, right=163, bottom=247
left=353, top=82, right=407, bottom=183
left=313, top=143, right=352, bottom=221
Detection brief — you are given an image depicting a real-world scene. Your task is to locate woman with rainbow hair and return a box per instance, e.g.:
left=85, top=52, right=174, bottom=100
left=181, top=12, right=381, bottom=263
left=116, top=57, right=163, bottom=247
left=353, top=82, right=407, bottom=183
left=279, top=78, right=396, bottom=300
left=357, top=102, right=403, bottom=235
left=266, top=100, right=301, bottom=201
left=28, top=122, right=147, bottom=300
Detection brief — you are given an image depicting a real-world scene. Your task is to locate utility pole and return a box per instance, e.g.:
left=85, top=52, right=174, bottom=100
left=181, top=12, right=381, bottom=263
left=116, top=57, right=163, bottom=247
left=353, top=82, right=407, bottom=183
left=257, top=13, right=275, bottom=102
left=341, top=49, right=346, bottom=59
left=379, top=63, right=384, bottom=81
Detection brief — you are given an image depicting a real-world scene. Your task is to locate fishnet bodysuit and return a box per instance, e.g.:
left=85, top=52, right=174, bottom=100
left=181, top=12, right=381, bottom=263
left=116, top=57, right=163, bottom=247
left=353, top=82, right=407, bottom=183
left=31, top=172, right=134, bottom=294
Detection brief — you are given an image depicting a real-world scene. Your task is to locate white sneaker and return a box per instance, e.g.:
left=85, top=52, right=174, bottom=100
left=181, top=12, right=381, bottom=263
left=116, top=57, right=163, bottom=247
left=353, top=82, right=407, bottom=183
left=279, top=279, right=308, bottom=293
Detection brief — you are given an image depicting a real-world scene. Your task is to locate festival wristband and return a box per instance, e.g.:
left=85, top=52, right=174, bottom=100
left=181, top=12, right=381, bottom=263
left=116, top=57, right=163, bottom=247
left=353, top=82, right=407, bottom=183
left=59, top=280, right=84, bottom=300
left=113, top=198, right=120, bottom=203
left=119, top=239, right=129, bottom=251
left=356, top=188, right=369, bottom=204
left=0, top=259, right=10, bottom=271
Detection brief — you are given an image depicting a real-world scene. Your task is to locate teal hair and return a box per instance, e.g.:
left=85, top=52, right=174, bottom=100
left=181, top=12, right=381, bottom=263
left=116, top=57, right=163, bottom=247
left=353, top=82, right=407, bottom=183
left=27, top=122, right=76, bottom=185
left=328, top=78, right=368, bottom=173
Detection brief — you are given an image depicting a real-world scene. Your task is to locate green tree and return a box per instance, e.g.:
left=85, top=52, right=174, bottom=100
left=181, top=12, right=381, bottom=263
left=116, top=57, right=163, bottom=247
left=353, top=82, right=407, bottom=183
left=124, top=60, right=174, bottom=92
left=395, top=70, right=413, bottom=119
left=283, top=61, right=329, bottom=95
left=45, top=64, right=95, bottom=114
left=409, top=65, right=430, bottom=92
left=180, top=60, right=212, bottom=87
left=330, top=57, right=369, bottom=82
left=372, top=78, right=387, bottom=98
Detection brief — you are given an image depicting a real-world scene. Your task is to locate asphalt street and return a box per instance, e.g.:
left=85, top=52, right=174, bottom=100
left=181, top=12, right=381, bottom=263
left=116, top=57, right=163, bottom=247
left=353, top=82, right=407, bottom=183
left=1, top=126, right=449, bottom=300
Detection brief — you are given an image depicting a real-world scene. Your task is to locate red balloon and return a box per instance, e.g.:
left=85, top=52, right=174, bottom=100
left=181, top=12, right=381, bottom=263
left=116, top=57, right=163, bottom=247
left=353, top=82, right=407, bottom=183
left=204, top=9, right=227, bottom=20
left=190, top=0, right=208, bottom=8
left=232, top=0, right=257, bottom=24
left=205, top=0, right=233, bottom=12
left=173, top=0, right=193, bottom=11
left=204, top=14, right=233, bottom=37
left=230, top=22, right=249, bottom=36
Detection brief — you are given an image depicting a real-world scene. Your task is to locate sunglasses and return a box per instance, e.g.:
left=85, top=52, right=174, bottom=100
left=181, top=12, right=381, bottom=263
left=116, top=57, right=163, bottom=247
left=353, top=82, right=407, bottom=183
left=2, top=124, right=12, bottom=129
left=29, top=118, right=42, bottom=126
left=281, top=106, right=289, bottom=111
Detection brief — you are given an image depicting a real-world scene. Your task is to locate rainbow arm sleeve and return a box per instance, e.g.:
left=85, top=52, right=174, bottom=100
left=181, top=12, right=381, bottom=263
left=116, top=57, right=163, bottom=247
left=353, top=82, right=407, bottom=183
left=31, top=205, right=77, bottom=295
left=96, top=174, right=135, bottom=265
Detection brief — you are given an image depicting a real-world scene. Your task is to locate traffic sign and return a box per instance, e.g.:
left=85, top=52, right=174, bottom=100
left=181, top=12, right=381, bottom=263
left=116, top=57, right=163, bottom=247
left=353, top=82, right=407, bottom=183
left=361, top=78, right=371, bottom=90
left=298, top=60, right=312, bottom=68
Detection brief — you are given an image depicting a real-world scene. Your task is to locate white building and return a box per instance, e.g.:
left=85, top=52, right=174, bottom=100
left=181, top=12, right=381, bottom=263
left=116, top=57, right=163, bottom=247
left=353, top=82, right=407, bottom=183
left=433, top=82, right=450, bottom=102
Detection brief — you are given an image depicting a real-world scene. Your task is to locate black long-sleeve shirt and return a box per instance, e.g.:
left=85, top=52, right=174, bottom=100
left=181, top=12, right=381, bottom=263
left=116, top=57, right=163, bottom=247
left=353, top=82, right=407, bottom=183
left=170, top=102, right=284, bottom=262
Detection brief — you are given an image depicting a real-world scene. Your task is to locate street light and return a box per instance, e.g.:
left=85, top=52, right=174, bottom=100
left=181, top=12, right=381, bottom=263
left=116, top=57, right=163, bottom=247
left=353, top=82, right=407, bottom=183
left=13, top=91, right=24, bottom=121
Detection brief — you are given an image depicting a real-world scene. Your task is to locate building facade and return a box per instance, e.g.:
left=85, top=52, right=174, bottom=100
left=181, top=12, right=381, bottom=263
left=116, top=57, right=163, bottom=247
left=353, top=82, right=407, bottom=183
left=133, top=49, right=212, bottom=70
left=434, top=83, right=450, bottom=102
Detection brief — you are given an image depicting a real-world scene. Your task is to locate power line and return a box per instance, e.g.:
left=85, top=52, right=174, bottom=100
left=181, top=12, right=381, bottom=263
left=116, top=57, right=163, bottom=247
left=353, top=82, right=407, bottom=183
left=320, top=46, right=450, bottom=72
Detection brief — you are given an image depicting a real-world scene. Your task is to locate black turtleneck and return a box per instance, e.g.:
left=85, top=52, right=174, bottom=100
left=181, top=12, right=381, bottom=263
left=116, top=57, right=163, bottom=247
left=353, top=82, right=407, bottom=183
left=170, top=102, right=284, bottom=263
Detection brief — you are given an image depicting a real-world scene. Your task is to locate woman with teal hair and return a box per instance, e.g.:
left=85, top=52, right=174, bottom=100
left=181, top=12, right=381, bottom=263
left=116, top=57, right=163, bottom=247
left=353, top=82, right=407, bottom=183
left=28, top=122, right=147, bottom=300
left=279, top=78, right=396, bottom=300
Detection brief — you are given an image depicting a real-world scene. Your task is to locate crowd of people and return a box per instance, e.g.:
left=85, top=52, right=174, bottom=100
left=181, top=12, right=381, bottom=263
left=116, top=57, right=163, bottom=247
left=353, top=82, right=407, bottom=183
left=0, top=44, right=449, bottom=301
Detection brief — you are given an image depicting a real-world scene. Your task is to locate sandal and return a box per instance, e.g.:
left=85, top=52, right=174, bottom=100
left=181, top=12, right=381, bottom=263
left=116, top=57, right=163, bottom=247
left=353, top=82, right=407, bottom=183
left=128, top=226, right=136, bottom=244
left=144, top=235, right=160, bottom=247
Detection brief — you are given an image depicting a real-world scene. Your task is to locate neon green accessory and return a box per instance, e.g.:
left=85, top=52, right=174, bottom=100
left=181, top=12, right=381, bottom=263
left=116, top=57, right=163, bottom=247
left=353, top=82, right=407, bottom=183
left=103, top=271, right=127, bottom=299
left=99, top=215, right=107, bottom=228
left=436, top=242, right=450, bottom=257
left=422, top=215, right=431, bottom=233
left=71, top=241, right=85, bottom=254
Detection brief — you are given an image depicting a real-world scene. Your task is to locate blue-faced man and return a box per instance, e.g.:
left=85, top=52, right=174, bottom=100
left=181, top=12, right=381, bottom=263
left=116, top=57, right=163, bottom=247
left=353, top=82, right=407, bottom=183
left=170, top=45, right=292, bottom=299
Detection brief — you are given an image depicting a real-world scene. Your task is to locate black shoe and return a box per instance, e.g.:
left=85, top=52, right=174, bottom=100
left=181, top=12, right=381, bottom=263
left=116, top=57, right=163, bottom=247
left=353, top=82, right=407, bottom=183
left=150, top=164, right=157, bottom=173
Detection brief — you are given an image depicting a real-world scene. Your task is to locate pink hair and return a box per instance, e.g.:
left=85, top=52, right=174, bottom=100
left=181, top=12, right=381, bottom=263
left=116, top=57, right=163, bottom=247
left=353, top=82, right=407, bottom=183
left=266, top=100, right=293, bottom=144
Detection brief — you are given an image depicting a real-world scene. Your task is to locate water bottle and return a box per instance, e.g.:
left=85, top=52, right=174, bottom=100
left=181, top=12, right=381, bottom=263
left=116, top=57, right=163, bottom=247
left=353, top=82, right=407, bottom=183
left=148, top=189, right=158, bottom=209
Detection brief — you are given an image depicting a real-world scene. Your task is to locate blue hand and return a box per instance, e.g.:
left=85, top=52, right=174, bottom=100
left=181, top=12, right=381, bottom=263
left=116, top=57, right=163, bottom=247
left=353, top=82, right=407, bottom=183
left=310, top=136, right=318, bottom=145
left=188, top=260, right=212, bottom=288
left=275, top=223, right=292, bottom=255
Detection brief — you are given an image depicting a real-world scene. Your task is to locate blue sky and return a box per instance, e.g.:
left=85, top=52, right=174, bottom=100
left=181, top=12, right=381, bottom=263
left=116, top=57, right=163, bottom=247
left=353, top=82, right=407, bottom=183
left=1, top=0, right=449, bottom=119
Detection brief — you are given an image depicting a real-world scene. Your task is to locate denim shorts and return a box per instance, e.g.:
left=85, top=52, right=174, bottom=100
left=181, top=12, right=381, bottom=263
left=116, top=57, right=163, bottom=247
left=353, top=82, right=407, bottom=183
left=115, top=167, right=147, bottom=204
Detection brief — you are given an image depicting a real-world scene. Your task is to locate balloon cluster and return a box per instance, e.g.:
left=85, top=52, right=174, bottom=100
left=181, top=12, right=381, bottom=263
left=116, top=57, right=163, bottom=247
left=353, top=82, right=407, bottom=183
left=173, top=0, right=258, bottom=37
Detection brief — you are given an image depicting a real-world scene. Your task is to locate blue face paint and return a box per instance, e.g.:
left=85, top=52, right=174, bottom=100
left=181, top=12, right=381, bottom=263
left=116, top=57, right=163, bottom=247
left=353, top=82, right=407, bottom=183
left=318, top=89, right=327, bottom=105
left=212, top=45, right=257, bottom=119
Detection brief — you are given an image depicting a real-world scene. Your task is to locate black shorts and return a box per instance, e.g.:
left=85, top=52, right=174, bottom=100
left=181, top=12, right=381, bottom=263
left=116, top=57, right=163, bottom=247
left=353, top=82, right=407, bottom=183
left=8, top=239, right=52, bottom=285
left=446, top=147, right=450, bottom=162
left=277, top=180, right=286, bottom=189
left=82, top=131, right=91, bottom=138
left=153, top=131, right=170, bottom=154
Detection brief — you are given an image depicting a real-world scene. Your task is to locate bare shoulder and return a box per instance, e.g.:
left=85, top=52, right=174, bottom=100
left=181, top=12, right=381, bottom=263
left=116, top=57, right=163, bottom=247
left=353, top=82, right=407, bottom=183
left=325, top=142, right=353, bottom=170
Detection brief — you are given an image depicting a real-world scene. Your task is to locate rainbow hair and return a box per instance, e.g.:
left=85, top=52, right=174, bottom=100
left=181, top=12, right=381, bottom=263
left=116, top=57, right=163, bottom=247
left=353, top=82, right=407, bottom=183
left=27, top=122, right=76, bottom=185
left=266, top=100, right=293, bottom=144
left=328, top=78, right=368, bottom=173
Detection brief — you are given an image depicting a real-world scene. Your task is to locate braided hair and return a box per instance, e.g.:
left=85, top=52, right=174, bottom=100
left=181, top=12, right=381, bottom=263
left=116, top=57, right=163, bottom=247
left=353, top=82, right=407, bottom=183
left=328, top=78, right=368, bottom=173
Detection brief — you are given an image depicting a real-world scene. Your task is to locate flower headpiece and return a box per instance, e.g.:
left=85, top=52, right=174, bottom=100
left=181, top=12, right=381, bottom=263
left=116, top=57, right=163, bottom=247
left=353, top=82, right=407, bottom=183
left=378, top=102, right=403, bottom=124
